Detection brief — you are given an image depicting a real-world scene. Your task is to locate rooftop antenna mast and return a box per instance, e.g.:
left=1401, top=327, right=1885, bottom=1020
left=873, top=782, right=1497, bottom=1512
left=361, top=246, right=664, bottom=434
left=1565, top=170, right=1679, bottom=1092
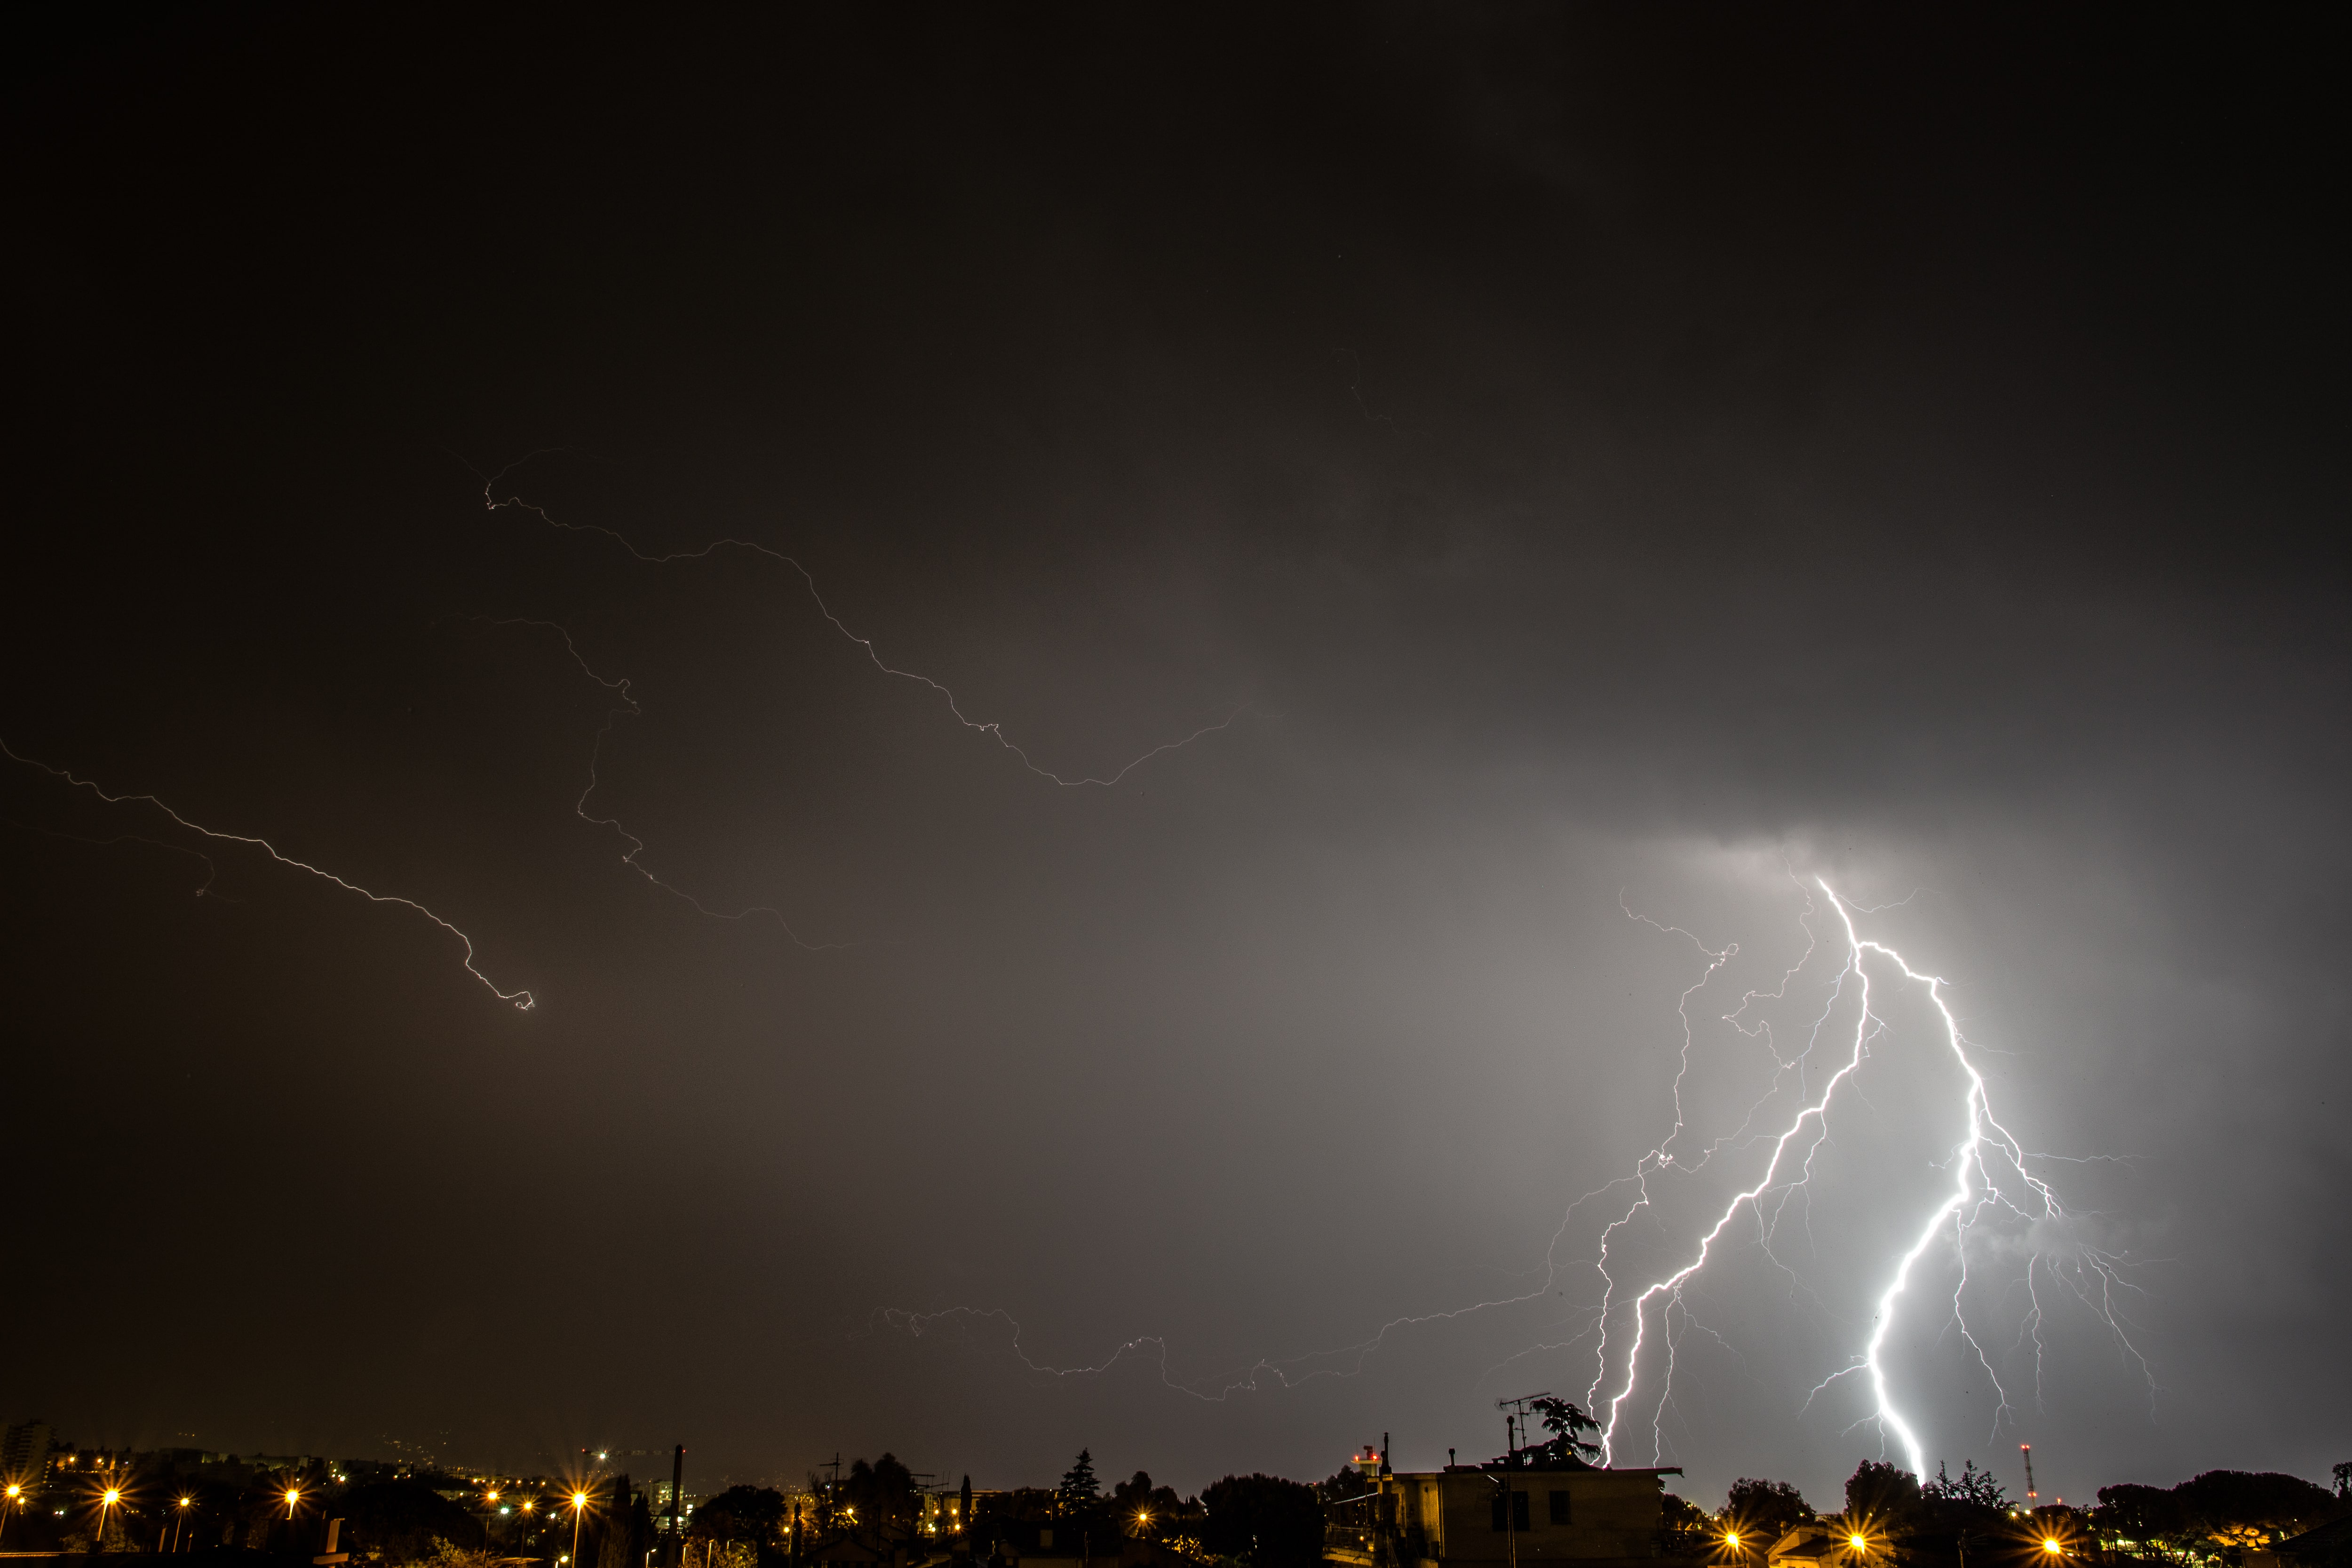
left=1496, top=1393, right=1554, bottom=1454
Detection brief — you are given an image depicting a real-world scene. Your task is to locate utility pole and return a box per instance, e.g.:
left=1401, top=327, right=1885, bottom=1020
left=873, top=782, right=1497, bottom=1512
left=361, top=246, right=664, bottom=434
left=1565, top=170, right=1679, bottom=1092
left=1500, top=1417, right=1518, bottom=1568
left=669, top=1446, right=685, bottom=1568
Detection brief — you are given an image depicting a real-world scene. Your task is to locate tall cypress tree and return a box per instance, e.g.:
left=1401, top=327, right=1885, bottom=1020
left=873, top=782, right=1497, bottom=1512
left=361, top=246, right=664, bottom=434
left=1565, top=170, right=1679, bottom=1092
left=1057, top=1453, right=1100, bottom=1517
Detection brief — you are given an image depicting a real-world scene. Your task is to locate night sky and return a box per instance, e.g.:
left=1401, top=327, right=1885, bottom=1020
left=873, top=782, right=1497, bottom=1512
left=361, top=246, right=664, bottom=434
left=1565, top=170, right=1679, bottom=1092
left=5, top=5, right=2345, bottom=1510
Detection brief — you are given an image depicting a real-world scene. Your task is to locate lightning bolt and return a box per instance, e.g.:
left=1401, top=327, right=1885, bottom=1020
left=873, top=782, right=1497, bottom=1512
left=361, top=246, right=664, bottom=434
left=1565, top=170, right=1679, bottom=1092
left=8, top=456, right=1245, bottom=1011
left=1, top=737, right=535, bottom=1011
left=1582, top=878, right=2153, bottom=1473
left=477, top=455, right=1246, bottom=788
left=878, top=876, right=2153, bottom=1480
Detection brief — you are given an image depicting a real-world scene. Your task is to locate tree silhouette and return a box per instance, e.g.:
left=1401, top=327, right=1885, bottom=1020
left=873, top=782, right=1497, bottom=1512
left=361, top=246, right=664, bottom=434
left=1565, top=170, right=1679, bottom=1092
left=1200, top=1476, right=1322, bottom=1568
left=1526, top=1398, right=1601, bottom=1464
left=1722, top=1480, right=1812, bottom=1546
left=1922, top=1464, right=2007, bottom=1535
left=1057, top=1453, right=1101, bottom=1517
left=1112, top=1472, right=1180, bottom=1536
left=841, top=1456, right=916, bottom=1531
left=689, top=1488, right=786, bottom=1545
left=1845, top=1463, right=1923, bottom=1531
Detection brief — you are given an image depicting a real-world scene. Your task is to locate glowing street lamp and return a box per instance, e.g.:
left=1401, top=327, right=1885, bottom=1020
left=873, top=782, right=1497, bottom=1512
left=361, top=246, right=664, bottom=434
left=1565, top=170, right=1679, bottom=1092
left=173, top=1496, right=195, bottom=1553
left=571, top=1489, right=592, bottom=1568
left=286, top=1488, right=303, bottom=1520
left=2040, top=1540, right=2065, bottom=1560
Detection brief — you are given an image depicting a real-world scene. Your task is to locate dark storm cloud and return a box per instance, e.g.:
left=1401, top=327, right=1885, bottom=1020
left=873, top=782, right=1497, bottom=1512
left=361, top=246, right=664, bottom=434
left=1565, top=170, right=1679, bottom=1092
left=4, top=4, right=2343, bottom=1510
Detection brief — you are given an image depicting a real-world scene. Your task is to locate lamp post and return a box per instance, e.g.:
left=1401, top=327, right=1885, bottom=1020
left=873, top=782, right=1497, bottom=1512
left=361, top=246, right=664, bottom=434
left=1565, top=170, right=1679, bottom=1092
left=174, top=1496, right=194, bottom=1553
left=3, top=1481, right=21, bottom=1550
left=95, top=1485, right=124, bottom=1554
left=572, top=1489, right=593, bottom=1568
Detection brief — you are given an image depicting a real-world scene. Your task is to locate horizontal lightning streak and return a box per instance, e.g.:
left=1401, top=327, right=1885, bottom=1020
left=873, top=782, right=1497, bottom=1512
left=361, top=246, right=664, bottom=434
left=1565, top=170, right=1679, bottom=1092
left=881, top=1293, right=1573, bottom=1403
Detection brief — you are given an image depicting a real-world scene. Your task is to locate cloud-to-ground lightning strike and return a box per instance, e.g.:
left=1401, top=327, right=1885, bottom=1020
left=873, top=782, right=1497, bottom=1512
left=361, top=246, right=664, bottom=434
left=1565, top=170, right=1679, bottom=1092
left=883, top=879, right=2152, bottom=1480
left=0, top=738, right=535, bottom=1011
left=1580, top=879, right=2153, bottom=1472
left=477, top=455, right=1245, bottom=788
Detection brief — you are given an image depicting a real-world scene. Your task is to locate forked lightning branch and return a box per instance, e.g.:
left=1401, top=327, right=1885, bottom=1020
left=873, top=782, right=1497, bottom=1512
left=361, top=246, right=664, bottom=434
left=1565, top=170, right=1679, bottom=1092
left=888, top=880, right=2153, bottom=1480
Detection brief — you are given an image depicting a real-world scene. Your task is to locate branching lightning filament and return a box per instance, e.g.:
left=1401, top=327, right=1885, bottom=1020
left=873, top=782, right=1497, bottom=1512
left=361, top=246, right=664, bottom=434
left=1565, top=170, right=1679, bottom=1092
left=1580, top=879, right=2153, bottom=1472
left=477, top=454, right=1245, bottom=789
left=1, top=738, right=534, bottom=1011
left=881, top=878, right=2152, bottom=1474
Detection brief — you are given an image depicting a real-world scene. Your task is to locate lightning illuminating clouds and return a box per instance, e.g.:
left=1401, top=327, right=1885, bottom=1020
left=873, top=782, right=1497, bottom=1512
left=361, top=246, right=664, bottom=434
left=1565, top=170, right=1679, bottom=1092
left=884, top=877, right=2155, bottom=1481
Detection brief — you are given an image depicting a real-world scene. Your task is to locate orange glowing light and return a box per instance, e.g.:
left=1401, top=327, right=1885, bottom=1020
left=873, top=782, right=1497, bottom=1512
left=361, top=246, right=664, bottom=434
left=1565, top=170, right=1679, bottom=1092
left=1849, top=1536, right=1867, bottom=1553
left=2042, top=1542, right=2063, bottom=1556
left=572, top=1493, right=590, bottom=1511
left=103, top=1490, right=122, bottom=1506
